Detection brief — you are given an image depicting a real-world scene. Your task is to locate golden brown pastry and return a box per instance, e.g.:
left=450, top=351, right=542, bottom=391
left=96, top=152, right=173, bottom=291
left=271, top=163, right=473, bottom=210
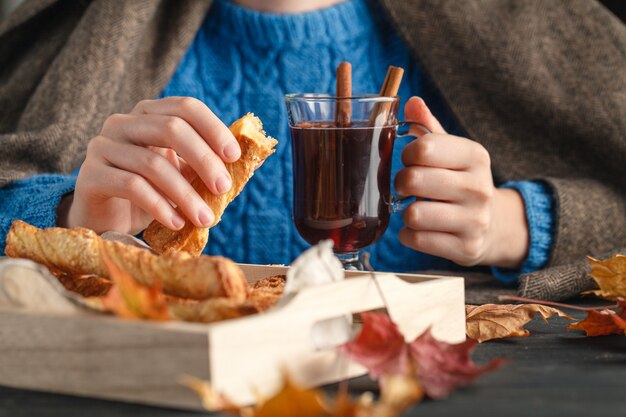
left=170, top=275, right=286, bottom=323
left=143, top=113, right=278, bottom=256
left=52, top=270, right=112, bottom=297
left=248, top=275, right=286, bottom=311
left=5, top=220, right=248, bottom=301
left=168, top=297, right=259, bottom=323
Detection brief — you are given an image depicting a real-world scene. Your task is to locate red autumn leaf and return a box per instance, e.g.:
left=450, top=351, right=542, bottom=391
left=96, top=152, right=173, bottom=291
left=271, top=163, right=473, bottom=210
left=341, top=313, right=408, bottom=378
left=342, top=313, right=502, bottom=399
left=567, top=298, right=626, bottom=336
left=408, top=329, right=504, bottom=399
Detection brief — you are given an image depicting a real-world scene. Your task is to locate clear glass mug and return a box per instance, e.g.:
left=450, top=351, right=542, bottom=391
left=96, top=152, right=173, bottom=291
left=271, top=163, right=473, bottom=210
left=284, top=94, right=430, bottom=269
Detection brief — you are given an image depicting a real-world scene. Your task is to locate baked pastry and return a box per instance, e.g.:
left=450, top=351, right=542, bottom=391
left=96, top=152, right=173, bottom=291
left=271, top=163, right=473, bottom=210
left=248, top=275, right=286, bottom=311
left=52, top=269, right=112, bottom=297
left=170, top=275, right=286, bottom=323
left=5, top=220, right=248, bottom=301
left=143, top=113, right=277, bottom=256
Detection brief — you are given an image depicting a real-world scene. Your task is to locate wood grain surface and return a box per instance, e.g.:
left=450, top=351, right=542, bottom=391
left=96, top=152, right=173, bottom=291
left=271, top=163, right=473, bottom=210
left=1, top=302, right=624, bottom=417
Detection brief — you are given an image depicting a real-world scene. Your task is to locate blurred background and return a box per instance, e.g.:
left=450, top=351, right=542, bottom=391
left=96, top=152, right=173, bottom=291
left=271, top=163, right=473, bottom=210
left=1, top=0, right=23, bottom=20
left=0, top=0, right=623, bottom=24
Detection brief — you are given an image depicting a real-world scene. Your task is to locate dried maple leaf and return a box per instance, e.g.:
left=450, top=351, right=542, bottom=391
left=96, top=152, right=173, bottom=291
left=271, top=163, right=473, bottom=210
left=465, top=304, right=572, bottom=343
left=342, top=313, right=502, bottom=400
left=99, top=247, right=169, bottom=320
left=408, top=329, right=503, bottom=399
left=341, top=313, right=408, bottom=378
left=253, top=378, right=330, bottom=417
left=185, top=371, right=421, bottom=417
left=567, top=298, right=626, bottom=336
left=375, top=373, right=423, bottom=416
left=586, top=255, right=626, bottom=300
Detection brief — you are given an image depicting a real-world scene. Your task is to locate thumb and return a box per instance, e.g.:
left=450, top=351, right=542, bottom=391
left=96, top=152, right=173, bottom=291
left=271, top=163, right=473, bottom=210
left=404, top=96, right=446, bottom=134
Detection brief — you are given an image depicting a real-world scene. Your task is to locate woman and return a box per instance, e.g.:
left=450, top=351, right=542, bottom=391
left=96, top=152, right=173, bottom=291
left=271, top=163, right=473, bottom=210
left=1, top=0, right=624, bottom=299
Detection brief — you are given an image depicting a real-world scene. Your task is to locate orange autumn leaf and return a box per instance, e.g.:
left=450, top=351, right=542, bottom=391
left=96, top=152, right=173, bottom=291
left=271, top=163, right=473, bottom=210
left=253, top=377, right=329, bottom=417
left=184, top=373, right=421, bottom=417
left=586, top=255, right=626, bottom=300
left=465, top=304, right=572, bottom=343
left=567, top=298, right=626, bottom=336
left=100, top=247, right=169, bottom=320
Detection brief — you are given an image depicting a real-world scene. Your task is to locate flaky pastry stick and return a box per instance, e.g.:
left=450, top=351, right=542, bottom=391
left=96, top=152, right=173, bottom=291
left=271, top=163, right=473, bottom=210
left=143, top=113, right=278, bottom=256
left=5, top=220, right=247, bottom=301
left=168, top=275, right=285, bottom=323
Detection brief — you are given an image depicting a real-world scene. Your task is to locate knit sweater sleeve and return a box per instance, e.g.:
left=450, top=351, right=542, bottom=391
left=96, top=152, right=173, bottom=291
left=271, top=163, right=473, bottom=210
left=0, top=174, right=76, bottom=255
left=490, top=180, right=555, bottom=284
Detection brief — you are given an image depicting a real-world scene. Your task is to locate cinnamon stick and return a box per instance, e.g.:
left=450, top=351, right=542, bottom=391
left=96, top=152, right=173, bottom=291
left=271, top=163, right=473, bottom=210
left=380, top=65, right=404, bottom=97
left=370, top=65, right=404, bottom=126
left=336, top=62, right=352, bottom=127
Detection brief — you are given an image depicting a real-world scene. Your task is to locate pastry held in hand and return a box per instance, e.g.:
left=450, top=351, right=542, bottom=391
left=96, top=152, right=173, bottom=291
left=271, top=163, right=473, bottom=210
left=5, top=220, right=247, bottom=301
left=143, top=113, right=278, bottom=256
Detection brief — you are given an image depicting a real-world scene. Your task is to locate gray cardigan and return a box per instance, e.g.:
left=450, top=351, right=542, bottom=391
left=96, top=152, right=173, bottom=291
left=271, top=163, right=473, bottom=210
left=0, top=0, right=624, bottom=300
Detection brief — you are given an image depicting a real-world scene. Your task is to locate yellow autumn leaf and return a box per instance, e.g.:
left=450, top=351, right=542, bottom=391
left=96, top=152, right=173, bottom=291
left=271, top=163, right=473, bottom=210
left=373, top=373, right=423, bottom=417
left=466, top=304, right=571, bottom=343
left=585, top=255, right=626, bottom=301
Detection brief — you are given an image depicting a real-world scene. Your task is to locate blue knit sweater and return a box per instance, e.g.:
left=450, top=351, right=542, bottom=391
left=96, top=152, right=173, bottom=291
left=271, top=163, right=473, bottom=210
left=0, top=0, right=553, bottom=282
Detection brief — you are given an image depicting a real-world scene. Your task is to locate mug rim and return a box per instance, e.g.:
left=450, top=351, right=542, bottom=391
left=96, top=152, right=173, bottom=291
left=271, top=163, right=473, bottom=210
left=284, top=93, right=399, bottom=103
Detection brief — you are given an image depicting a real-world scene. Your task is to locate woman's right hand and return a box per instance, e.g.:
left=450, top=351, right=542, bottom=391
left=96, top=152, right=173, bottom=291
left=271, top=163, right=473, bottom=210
left=58, top=97, right=241, bottom=235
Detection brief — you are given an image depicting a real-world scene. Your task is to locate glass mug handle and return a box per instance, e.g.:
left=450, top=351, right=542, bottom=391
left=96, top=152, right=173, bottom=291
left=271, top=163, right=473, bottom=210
left=391, top=121, right=432, bottom=213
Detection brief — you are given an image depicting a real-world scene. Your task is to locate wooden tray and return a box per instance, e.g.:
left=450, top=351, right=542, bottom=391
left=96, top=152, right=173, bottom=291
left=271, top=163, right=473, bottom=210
left=0, top=262, right=465, bottom=410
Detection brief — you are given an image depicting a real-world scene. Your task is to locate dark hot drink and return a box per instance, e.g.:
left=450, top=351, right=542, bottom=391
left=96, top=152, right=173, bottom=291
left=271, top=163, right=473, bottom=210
left=290, top=121, right=395, bottom=253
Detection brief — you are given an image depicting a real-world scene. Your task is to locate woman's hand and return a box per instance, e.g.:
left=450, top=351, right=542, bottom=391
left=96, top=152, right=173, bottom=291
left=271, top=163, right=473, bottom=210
left=58, top=97, right=241, bottom=235
left=395, top=97, right=529, bottom=269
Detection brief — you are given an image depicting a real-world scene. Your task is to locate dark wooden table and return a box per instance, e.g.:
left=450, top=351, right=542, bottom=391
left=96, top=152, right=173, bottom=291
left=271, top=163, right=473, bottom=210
left=1, top=303, right=625, bottom=417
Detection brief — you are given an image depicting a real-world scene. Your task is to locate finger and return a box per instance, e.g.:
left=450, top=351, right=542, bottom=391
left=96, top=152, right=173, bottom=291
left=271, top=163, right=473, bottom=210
left=399, top=227, right=462, bottom=260
left=401, top=133, right=491, bottom=171
left=101, top=113, right=232, bottom=196
left=148, top=148, right=197, bottom=196
left=177, top=157, right=198, bottom=183
left=131, top=97, right=241, bottom=162
left=87, top=164, right=185, bottom=231
left=150, top=147, right=197, bottom=183
left=98, top=140, right=214, bottom=228
left=148, top=147, right=182, bottom=173
left=395, top=166, right=487, bottom=202
left=399, top=227, right=485, bottom=266
left=402, top=201, right=486, bottom=235
left=404, top=96, right=446, bottom=134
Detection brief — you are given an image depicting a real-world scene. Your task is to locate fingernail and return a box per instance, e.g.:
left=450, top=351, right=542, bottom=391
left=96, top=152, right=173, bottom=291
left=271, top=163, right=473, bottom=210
left=215, top=174, right=232, bottom=194
left=172, top=213, right=185, bottom=229
left=198, top=207, right=214, bottom=227
left=223, top=142, right=240, bottom=160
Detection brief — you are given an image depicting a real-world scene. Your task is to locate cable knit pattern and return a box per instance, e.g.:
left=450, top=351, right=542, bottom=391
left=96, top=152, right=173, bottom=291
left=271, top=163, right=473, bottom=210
left=0, top=0, right=556, bottom=281
left=159, top=0, right=456, bottom=271
left=0, top=175, right=76, bottom=254
left=492, top=181, right=555, bottom=284
left=158, top=0, right=554, bottom=274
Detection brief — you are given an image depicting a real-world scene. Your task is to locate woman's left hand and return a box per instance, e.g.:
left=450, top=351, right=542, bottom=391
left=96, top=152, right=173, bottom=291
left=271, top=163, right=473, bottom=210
left=395, top=97, right=529, bottom=268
